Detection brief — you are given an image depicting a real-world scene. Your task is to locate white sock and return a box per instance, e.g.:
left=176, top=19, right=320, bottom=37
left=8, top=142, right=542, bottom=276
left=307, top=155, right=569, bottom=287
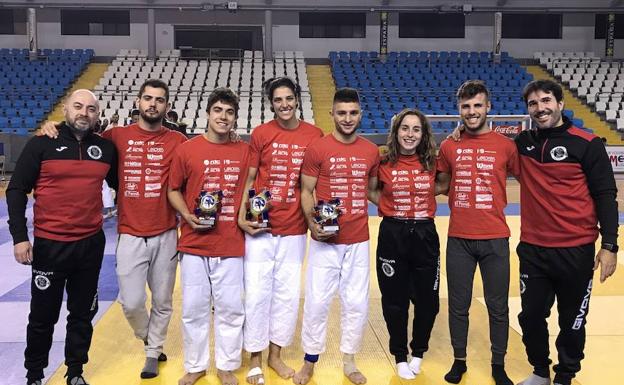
left=408, top=357, right=422, bottom=374
left=396, top=362, right=415, bottom=379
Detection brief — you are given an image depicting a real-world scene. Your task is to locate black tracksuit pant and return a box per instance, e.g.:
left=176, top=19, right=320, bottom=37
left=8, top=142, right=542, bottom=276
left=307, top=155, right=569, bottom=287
left=517, top=241, right=595, bottom=385
left=376, top=217, right=440, bottom=363
left=25, top=230, right=105, bottom=381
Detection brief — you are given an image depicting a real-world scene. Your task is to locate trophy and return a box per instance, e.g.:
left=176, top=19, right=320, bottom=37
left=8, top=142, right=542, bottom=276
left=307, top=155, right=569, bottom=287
left=194, top=190, right=223, bottom=228
left=313, top=198, right=341, bottom=233
left=247, top=188, right=271, bottom=228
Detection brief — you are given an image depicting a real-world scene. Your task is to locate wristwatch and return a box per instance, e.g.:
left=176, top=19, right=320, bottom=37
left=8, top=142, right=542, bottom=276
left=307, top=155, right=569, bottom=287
left=601, top=242, right=619, bottom=253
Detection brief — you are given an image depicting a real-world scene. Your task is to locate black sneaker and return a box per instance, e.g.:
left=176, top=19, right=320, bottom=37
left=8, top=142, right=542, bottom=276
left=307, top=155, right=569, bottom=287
left=158, top=352, right=167, bottom=362
left=27, top=380, right=42, bottom=385
left=67, top=375, right=90, bottom=385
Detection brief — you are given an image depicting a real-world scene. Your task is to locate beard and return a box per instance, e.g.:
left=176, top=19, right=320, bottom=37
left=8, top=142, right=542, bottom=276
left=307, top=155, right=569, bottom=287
left=141, top=110, right=165, bottom=124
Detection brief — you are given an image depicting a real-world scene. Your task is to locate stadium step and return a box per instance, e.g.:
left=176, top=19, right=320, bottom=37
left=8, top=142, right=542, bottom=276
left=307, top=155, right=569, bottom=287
left=524, top=65, right=624, bottom=145
left=307, top=64, right=336, bottom=134
left=47, top=63, right=110, bottom=122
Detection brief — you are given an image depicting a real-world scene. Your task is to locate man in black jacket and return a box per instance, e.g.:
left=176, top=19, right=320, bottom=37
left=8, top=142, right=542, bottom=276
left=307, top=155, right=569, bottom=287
left=7, top=89, right=118, bottom=385
left=515, top=80, right=618, bottom=385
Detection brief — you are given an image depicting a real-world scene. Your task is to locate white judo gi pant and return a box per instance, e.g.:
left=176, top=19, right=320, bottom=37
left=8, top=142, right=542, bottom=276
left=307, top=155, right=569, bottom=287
left=301, top=239, right=370, bottom=355
left=116, top=229, right=178, bottom=359
left=101, top=180, right=114, bottom=209
left=181, top=253, right=244, bottom=373
left=243, top=232, right=306, bottom=352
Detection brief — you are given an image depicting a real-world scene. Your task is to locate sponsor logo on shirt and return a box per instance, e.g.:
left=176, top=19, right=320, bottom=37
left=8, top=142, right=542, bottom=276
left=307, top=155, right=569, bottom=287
left=124, top=161, right=142, bottom=167
left=392, top=191, right=410, bottom=197
left=124, top=169, right=142, bottom=175
left=456, top=170, right=471, bottom=177
left=455, top=192, right=469, bottom=201
left=456, top=155, right=473, bottom=161
left=145, top=176, right=161, bottom=182
left=456, top=148, right=474, bottom=154
left=352, top=163, right=367, bottom=169
left=454, top=201, right=470, bottom=208
left=475, top=203, right=493, bottom=209
left=144, top=192, right=160, bottom=198
left=145, top=168, right=163, bottom=175
left=476, top=194, right=493, bottom=202
left=455, top=186, right=472, bottom=192
left=476, top=162, right=494, bottom=170
left=331, top=192, right=349, bottom=198
left=147, top=154, right=163, bottom=161
left=352, top=170, right=366, bottom=177
left=125, top=190, right=140, bottom=198
left=477, top=155, right=495, bottom=162
left=147, top=147, right=164, bottom=153
left=145, top=183, right=162, bottom=191
left=124, top=176, right=141, bottom=182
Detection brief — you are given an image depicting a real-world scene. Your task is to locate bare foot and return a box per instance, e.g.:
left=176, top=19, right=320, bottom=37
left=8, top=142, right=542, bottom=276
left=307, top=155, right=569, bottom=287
left=178, top=371, right=206, bottom=385
left=217, top=369, right=239, bottom=385
left=268, top=343, right=295, bottom=379
left=246, top=352, right=264, bottom=385
left=346, top=370, right=367, bottom=385
left=293, top=361, right=314, bottom=385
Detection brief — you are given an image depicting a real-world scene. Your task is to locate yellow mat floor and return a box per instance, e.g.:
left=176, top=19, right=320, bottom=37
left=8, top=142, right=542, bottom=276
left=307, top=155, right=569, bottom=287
left=46, top=217, right=624, bottom=385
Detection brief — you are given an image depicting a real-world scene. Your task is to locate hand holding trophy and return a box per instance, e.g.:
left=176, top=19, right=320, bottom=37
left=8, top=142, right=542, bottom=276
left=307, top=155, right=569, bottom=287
left=194, top=190, right=223, bottom=229
left=247, top=188, right=271, bottom=228
left=313, top=198, right=341, bottom=234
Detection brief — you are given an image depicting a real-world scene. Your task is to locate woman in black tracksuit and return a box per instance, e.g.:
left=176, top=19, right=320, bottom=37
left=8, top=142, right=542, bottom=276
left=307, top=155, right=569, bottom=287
left=368, top=108, right=443, bottom=380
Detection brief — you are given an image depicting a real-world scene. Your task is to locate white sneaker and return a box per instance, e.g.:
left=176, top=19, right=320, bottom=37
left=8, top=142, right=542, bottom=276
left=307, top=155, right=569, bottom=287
left=408, top=357, right=423, bottom=374
left=396, top=362, right=416, bottom=380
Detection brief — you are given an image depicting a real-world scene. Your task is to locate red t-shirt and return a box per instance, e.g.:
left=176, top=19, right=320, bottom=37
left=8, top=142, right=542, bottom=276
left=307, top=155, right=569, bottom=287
left=301, top=134, right=380, bottom=244
left=249, top=120, right=323, bottom=236
left=102, top=124, right=187, bottom=236
left=377, top=155, right=436, bottom=219
left=169, top=135, right=250, bottom=257
left=437, top=130, right=519, bottom=239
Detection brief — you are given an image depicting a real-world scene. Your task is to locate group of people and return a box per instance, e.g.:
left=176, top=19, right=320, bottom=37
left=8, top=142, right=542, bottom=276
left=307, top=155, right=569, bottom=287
left=6, top=75, right=618, bottom=385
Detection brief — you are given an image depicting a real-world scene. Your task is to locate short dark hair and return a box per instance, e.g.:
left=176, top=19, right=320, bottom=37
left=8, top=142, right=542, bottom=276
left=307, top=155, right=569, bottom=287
left=333, top=87, right=360, bottom=104
left=456, top=80, right=490, bottom=102
left=138, top=79, right=170, bottom=102
left=522, top=79, right=563, bottom=104
left=263, top=77, right=301, bottom=101
left=167, top=110, right=179, bottom=122
left=206, top=87, right=239, bottom=117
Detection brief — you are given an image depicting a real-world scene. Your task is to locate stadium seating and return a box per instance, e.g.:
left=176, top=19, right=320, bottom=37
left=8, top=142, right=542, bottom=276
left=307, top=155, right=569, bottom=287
left=541, top=51, right=623, bottom=131
left=330, top=51, right=533, bottom=134
left=0, top=48, right=93, bottom=135
left=95, top=49, right=313, bottom=134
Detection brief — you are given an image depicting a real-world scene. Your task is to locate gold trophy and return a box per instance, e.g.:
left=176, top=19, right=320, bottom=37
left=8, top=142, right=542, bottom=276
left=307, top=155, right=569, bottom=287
left=247, top=189, right=271, bottom=228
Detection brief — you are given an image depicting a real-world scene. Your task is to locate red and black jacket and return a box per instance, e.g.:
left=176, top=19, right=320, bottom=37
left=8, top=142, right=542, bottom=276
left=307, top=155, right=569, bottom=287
left=7, top=124, right=118, bottom=243
left=515, top=117, right=618, bottom=248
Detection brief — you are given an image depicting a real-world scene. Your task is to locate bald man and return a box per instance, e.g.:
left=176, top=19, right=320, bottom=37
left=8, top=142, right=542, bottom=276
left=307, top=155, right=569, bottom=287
left=7, top=89, right=118, bottom=385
